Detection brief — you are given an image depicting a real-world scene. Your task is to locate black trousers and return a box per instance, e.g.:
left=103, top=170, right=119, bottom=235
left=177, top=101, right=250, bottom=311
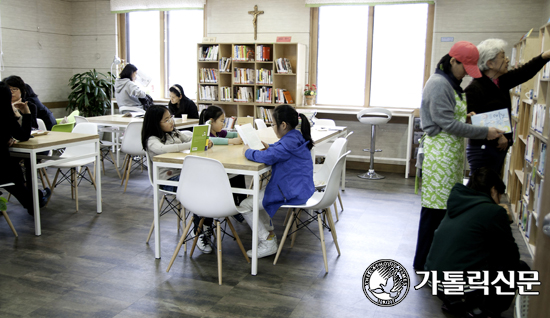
left=413, top=206, right=446, bottom=270
left=1, top=158, right=32, bottom=214
left=192, top=174, right=247, bottom=233
left=466, top=144, right=507, bottom=177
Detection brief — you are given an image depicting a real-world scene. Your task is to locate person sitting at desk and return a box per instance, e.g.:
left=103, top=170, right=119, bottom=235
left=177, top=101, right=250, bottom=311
left=3, top=76, right=38, bottom=129
left=0, top=82, right=50, bottom=215
left=239, top=105, right=316, bottom=258
left=168, top=84, right=199, bottom=119
left=115, top=64, right=147, bottom=114
left=25, top=82, right=56, bottom=130
left=425, top=167, right=528, bottom=318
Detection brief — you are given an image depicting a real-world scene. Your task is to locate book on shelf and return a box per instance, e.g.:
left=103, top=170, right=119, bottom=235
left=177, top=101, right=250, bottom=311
left=233, top=87, right=253, bottom=102
left=522, top=200, right=529, bottom=231
left=256, top=68, right=273, bottom=84
left=530, top=166, right=536, bottom=190
left=524, top=209, right=532, bottom=238
left=525, top=172, right=531, bottom=198
left=223, top=116, right=236, bottom=130
left=199, top=45, right=219, bottom=61
left=199, top=86, right=218, bottom=101
left=234, top=45, right=254, bottom=61
left=256, top=87, right=272, bottom=103
left=283, top=90, right=294, bottom=104
left=199, top=68, right=218, bottom=83
left=233, top=68, right=255, bottom=84
left=256, top=45, right=271, bottom=61
left=503, top=152, right=511, bottom=186
left=275, top=58, right=293, bottom=73
left=198, top=104, right=209, bottom=113
left=471, top=108, right=512, bottom=133
left=191, top=124, right=210, bottom=152
left=258, top=107, right=274, bottom=124
left=235, top=123, right=265, bottom=150
left=220, top=86, right=231, bottom=102
left=219, top=57, right=232, bottom=72
left=538, top=143, right=546, bottom=176
left=525, top=134, right=535, bottom=163
left=517, top=199, right=524, bottom=227
left=511, top=95, right=520, bottom=118
left=531, top=103, right=546, bottom=133
left=543, top=60, right=550, bottom=79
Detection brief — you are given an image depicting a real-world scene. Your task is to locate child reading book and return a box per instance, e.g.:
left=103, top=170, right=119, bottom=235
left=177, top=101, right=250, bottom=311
left=198, top=105, right=243, bottom=145
left=239, top=105, right=315, bottom=258
left=141, top=105, right=213, bottom=253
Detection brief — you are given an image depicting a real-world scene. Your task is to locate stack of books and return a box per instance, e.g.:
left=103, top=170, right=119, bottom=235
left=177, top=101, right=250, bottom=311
left=275, top=58, right=293, bottom=73
left=199, top=45, right=218, bottom=61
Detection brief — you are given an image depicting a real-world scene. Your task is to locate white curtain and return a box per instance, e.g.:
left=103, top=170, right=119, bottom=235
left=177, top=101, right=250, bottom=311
left=305, top=0, right=434, bottom=6
left=110, top=0, right=205, bottom=13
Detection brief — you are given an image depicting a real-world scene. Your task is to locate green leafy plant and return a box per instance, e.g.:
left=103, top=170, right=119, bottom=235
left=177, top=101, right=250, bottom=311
left=67, top=69, right=115, bottom=117
left=0, top=197, right=7, bottom=211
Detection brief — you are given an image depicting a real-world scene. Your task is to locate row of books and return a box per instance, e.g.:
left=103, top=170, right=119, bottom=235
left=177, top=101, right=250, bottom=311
left=199, top=86, right=218, bottom=101
left=219, top=57, right=232, bottom=72
left=256, top=45, right=271, bottom=61
left=258, top=107, right=274, bottom=124
left=256, top=69, right=273, bottom=84
left=517, top=199, right=533, bottom=238
left=234, top=45, right=254, bottom=61
left=234, top=68, right=255, bottom=84
left=234, top=87, right=253, bottom=102
left=525, top=134, right=535, bottom=163
left=539, top=143, right=547, bottom=176
left=199, top=68, right=218, bottom=83
left=275, top=58, right=293, bottom=74
left=274, top=89, right=293, bottom=104
left=531, top=103, right=546, bottom=134
left=511, top=95, right=520, bottom=118
left=220, top=86, right=231, bottom=102
left=256, top=87, right=272, bottom=103
left=223, top=116, right=237, bottom=130
left=199, top=45, right=219, bottom=61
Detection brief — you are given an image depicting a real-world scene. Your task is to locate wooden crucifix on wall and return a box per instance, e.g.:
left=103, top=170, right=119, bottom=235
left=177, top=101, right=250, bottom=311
left=248, top=5, right=264, bottom=40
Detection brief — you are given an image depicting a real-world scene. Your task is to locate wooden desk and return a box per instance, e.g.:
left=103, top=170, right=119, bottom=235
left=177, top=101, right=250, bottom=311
left=151, top=127, right=347, bottom=275
left=86, top=115, right=199, bottom=130
left=10, top=131, right=102, bottom=235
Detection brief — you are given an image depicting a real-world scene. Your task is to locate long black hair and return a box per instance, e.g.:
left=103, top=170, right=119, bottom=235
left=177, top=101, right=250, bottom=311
left=119, top=64, right=138, bottom=80
left=2, top=75, right=26, bottom=99
left=273, top=105, right=313, bottom=150
left=0, top=81, right=16, bottom=119
left=199, top=105, right=224, bottom=125
left=168, top=84, right=190, bottom=106
left=466, top=167, right=506, bottom=199
left=437, top=54, right=462, bottom=76
left=141, top=105, right=176, bottom=151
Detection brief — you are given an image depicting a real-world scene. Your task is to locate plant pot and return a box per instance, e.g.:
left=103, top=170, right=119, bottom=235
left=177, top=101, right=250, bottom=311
left=305, top=95, right=316, bottom=106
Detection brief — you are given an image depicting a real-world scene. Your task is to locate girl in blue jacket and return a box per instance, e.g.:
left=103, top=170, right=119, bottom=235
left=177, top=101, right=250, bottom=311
left=240, top=105, right=315, bottom=258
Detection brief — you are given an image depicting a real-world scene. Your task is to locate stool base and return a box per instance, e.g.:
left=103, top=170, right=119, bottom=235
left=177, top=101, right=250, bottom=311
left=358, top=170, right=385, bottom=180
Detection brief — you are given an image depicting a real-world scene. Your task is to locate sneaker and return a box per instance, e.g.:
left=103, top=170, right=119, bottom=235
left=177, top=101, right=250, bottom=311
left=232, top=213, right=245, bottom=223
left=192, top=232, right=212, bottom=254
left=247, top=235, right=278, bottom=258
left=39, top=188, right=51, bottom=208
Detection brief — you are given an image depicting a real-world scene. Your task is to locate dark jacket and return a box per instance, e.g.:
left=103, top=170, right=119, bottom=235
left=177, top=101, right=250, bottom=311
left=168, top=98, right=199, bottom=119
left=425, top=183, right=520, bottom=274
left=465, top=54, right=548, bottom=147
left=244, top=129, right=315, bottom=217
left=25, top=84, right=56, bottom=130
left=1, top=113, right=31, bottom=183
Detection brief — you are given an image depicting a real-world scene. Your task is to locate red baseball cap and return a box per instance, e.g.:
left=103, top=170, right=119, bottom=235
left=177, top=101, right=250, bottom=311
left=449, top=41, right=482, bottom=78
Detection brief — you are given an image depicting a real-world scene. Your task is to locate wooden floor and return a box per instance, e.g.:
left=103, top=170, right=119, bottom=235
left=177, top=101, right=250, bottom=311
left=0, top=161, right=530, bottom=317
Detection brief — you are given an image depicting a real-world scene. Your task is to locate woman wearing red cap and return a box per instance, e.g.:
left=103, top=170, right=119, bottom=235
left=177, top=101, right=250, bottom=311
left=465, top=39, right=550, bottom=176
left=413, top=41, right=503, bottom=271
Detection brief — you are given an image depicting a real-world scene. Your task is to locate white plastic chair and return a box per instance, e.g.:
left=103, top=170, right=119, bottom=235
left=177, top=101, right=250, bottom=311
left=313, top=119, right=337, bottom=162
left=120, top=121, right=146, bottom=192
left=166, top=156, right=250, bottom=285
left=255, top=118, right=267, bottom=130
left=0, top=183, right=18, bottom=237
left=274, top=151, right=350, bottom=273
left=36, top=118, right=47, bottom=131
left=46, top=123, right=99, bottom=212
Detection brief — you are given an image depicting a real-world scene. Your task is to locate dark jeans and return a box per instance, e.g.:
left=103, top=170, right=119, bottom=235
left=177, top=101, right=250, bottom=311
left=2, top=158, right=33, bottom=214
left=467, top=143, right=507, bottom=177
left=161, top=174, right=247, bottom=234
left=413, top=206, right=446, bottom=270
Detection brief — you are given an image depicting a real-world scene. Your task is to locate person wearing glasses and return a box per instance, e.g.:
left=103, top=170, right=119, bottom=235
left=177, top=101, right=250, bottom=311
left=3, top=76, right=38, bottom=129
left=465, top=39, right=550, bottom=175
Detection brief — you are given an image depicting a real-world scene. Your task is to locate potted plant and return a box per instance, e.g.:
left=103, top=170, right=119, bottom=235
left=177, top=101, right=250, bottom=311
left=67, top=69, right=115, bottom=117
left=304, top=84, right=317, bottom=106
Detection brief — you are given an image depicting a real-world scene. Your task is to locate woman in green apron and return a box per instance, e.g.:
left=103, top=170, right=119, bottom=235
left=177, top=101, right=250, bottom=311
left=413, top=41, right=503, bottom=270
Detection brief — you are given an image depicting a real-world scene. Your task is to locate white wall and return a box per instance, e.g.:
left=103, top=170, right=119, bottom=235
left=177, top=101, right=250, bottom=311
left=0, top=0, right=115, bottom=107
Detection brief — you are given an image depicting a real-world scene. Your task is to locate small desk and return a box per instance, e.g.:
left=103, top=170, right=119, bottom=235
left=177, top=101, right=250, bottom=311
left=151, top=127, right=347, bottom=276
left=10, top=131, right=102, bottom=236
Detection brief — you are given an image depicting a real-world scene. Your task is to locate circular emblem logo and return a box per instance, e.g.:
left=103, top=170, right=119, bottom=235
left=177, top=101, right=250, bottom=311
left=362, top=259, right=410, bottom=307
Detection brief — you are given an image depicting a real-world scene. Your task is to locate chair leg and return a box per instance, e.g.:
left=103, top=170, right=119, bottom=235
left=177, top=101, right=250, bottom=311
left=40, top=168, right=52, bottom=189
left=2, top=210, right=18, bottom=237
left=189, top=218, right=205, bottom=258
left=337, top=191, right=344, bottom=212
left=85, top=166, right=97, bottom=190
left=120, top=155, right=129, bottom=185
left=217, top=220, right=222, bottom=285
left=274, top=209, right=295, bottom=265
left=123, top=155, right=132, bottom=192
left=166, top=215, right=194, bottom=273
left=52, top=169, right=61, bottom=193
left=226, top=217, right=250, bottom=263
left=283, top=208, right=292, bottom=227
left=147, top=195, right=166, bottom=243
left=39, top=169, right=47, bottom=189
left=181, top=207, right=187, bottom=252
left=73, top=168, right=79, bottom=212
left=318, top=214, right=328, bottom=273
left=101, top=153, right=106, bottom=175
left=70, top=168, right=75, bottom=199
left=325, top=207, right=340, bottom=255
left=290, top=209, right=302, bottom=248
left=7, top=193, right=11, bottom=202
left=109, top=150, right=122, bottom=179
left=333, top=202, right=339, bottom=221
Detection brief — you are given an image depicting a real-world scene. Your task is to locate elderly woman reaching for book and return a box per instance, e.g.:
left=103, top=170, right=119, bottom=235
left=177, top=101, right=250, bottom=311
left=465, top=39, right=550, bottom=175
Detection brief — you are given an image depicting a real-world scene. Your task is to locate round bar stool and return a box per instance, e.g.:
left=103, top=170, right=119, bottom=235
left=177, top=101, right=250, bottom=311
left=356, top=108, right=392, bottom=180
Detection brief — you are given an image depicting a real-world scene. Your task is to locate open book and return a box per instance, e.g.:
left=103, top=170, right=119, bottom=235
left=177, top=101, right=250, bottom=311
left=191, top=124, right=210, bottom=152
left=471, top=109, right=512, bottom=133
left=235, top=123, right=265, bottom=150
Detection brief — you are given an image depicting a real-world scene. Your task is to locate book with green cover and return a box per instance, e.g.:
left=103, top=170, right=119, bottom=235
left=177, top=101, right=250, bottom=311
left=191, top=124, right=210, bottom=152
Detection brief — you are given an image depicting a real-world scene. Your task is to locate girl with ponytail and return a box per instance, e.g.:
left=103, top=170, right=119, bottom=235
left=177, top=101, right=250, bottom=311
left=238, top=104, right=315, bottom=258
left=199, top=105, right=242, bottom=145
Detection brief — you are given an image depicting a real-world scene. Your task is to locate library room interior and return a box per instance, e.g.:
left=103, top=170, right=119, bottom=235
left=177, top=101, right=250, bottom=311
left=1, top=0, right=550, bottom=317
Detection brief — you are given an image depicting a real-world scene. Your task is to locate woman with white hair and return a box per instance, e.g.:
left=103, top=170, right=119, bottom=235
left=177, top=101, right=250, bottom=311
left=465, top=39, right=550, bottom=175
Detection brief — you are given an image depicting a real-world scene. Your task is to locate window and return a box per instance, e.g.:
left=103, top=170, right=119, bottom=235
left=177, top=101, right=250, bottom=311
left=316, top=3, right=430, bottom=108
left=125, top=10, right=204, bottom=99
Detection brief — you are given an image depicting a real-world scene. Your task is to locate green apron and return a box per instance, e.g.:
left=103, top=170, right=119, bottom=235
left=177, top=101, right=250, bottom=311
left=421, top=92, right=467, bottom=209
